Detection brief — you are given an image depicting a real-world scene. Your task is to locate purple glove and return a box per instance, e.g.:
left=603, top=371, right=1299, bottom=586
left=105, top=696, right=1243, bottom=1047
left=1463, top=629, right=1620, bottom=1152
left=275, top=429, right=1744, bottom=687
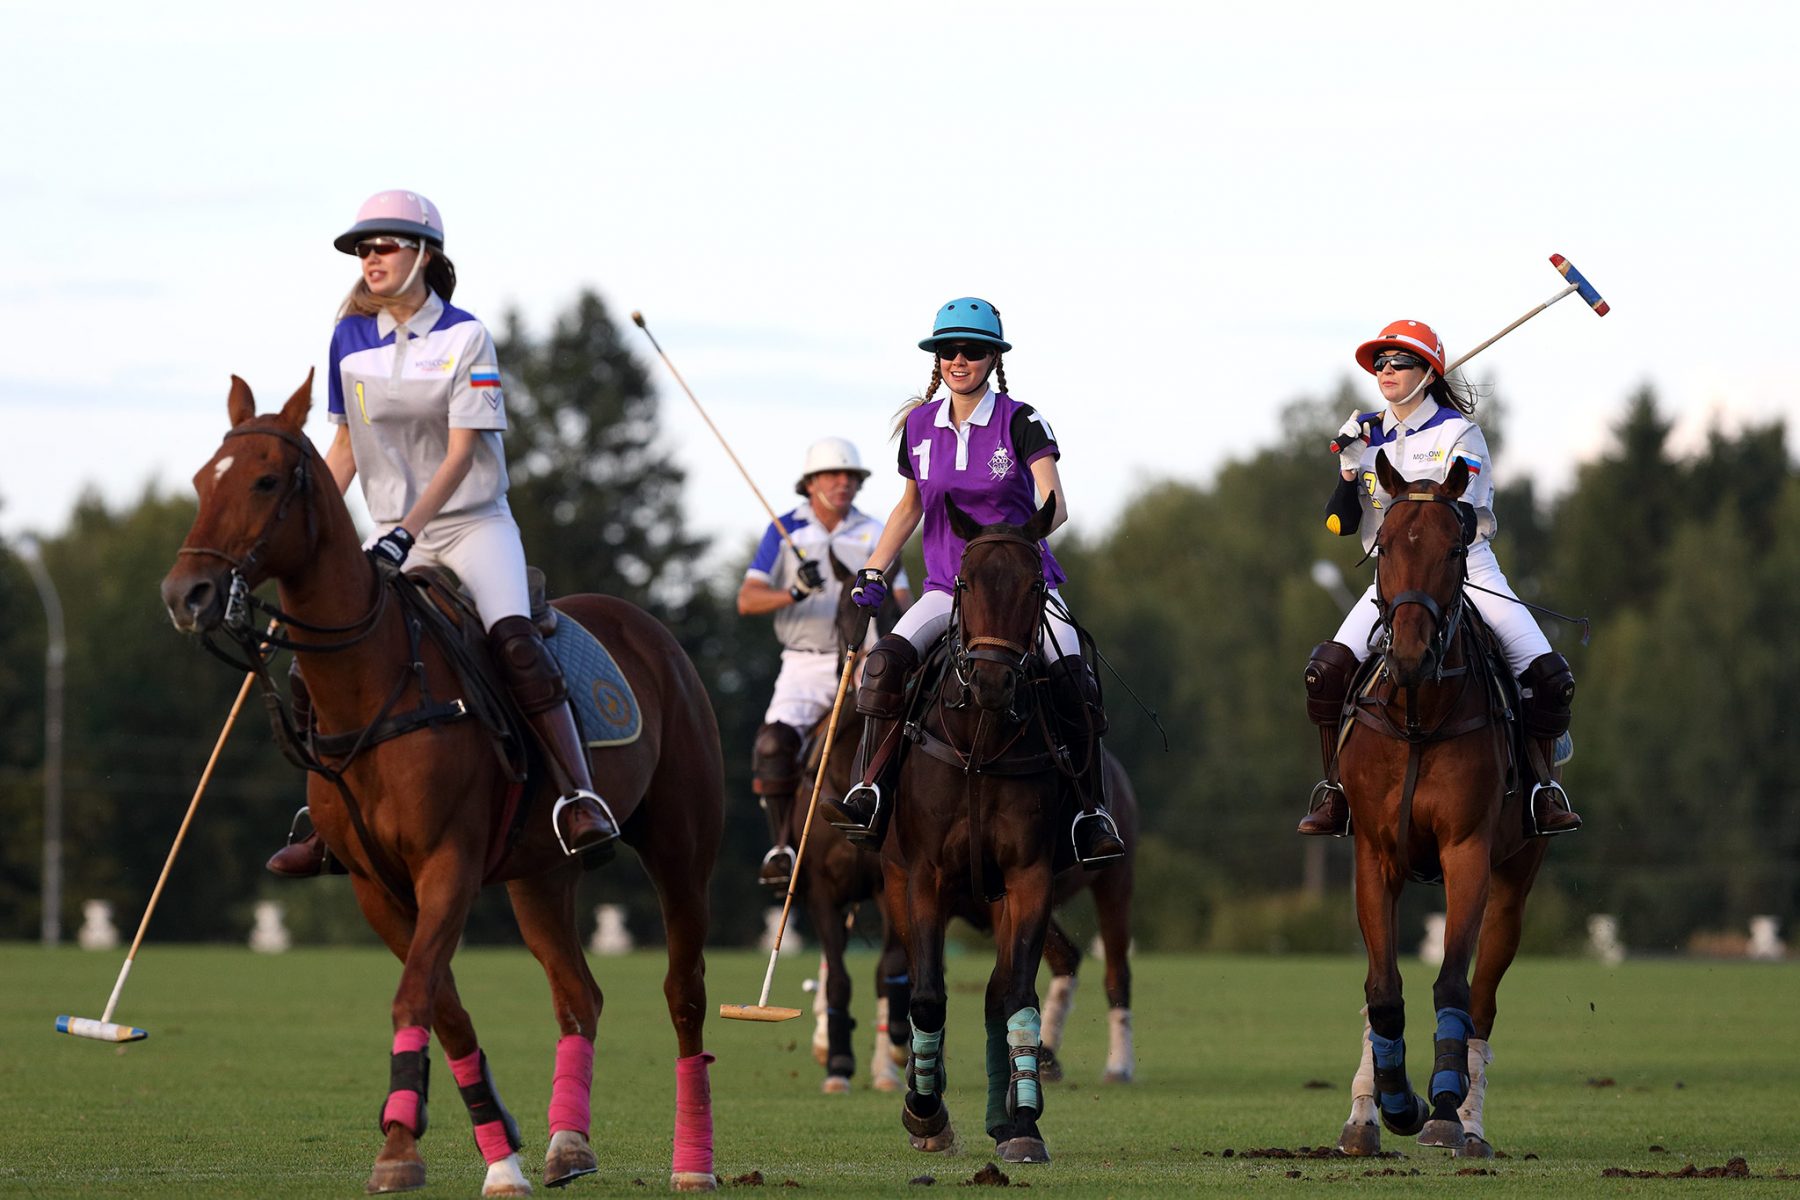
left=851, top=568, right=888, bottom=613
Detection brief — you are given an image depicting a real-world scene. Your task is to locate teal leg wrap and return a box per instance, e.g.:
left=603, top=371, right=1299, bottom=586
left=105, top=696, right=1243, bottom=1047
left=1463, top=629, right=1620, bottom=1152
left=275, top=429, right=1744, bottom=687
left=1005, top=1007, right=1042, bottom=1117
left=984, top=1016, right=1009, bottom=1136
left=909, top=1027, right=944, bottom=1098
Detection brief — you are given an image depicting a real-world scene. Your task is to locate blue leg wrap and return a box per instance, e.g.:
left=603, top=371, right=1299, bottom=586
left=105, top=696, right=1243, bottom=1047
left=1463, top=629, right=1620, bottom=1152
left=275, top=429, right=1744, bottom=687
left=1430, top=1007, right=1474, bottom=1103
left=1005, top=1007, right=1042, bottom=1116
left=910, top=1027, right=944, bottom=1097
left=1368, top=1030, right=1413, bottom=1117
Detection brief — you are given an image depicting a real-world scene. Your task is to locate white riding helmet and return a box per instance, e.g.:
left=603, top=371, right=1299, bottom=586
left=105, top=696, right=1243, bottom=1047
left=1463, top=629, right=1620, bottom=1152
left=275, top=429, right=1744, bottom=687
left=795, top=437, right=871, bottom=495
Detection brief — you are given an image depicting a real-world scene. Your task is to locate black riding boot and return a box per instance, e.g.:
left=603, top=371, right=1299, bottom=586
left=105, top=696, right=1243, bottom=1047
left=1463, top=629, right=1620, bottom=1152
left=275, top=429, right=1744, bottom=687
left=752, top=722, right=802, bottom=888
left=1046, top=656, right=1125, bottom=866
left=1520, top=653, right=1581, bottom=835
left=824, top=635, right=918, bottom=845
left=491, top=615, right=621, bottom=855
left=267, top=661, right=331, bottom=878
left=1297, top=641, right=1359, bottom=836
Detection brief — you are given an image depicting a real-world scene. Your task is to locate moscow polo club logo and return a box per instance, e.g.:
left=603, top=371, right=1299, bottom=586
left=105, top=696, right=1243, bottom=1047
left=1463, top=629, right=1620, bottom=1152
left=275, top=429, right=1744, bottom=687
left=987, top=445, right=1013, bottom=480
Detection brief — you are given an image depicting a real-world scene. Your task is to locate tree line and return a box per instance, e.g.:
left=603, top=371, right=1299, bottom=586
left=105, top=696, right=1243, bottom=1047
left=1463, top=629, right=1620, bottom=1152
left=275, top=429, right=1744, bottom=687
left=2, top=291, right=1793, bottom=954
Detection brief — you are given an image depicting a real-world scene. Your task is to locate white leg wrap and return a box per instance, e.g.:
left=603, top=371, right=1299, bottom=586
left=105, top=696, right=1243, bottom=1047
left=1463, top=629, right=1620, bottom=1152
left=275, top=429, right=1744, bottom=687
left=1349, top=1006, right=1378, bottom=1125
left=1041, top=975, right=1077, bottom=1051
left=1458, top=1038, right=1493, bottom=1140
left=810, top=957, right=829, bottom=1063
left=1105, top=1006, right=1134, bottom=1081
left=482, top=1152, right=532, bottom=1197
left=873, top=994, right=890, bottom=1067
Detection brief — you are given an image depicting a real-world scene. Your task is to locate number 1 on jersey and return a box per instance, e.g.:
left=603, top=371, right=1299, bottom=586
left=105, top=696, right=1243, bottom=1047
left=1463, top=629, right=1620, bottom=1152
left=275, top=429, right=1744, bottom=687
left=911, top=438, right=932, bottom=481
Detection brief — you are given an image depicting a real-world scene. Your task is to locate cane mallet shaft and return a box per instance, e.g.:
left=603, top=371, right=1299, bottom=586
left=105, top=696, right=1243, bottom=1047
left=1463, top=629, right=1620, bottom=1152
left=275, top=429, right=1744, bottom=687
left=1328, top=253, right=1610, bottom=455
left=57, top=631, right=269, bottom=1043
left=631, top=311, right=807, bottom=562
left=721, top=637, right=863, bottom=1022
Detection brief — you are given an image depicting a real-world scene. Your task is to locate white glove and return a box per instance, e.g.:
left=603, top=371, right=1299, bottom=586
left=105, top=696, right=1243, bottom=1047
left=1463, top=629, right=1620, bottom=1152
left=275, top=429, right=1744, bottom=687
left=1335, top=411, right=1366, bottom=476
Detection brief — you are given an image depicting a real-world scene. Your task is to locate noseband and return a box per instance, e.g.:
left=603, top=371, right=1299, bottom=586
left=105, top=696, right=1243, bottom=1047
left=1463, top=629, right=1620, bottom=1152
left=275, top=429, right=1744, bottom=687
left=1374, top=491, right=1472, bottom=678
left=951, top=530, right=1049, bottom=690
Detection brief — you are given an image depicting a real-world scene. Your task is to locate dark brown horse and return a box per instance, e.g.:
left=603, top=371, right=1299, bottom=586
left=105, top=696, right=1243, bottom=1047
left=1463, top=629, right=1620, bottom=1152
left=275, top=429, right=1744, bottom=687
left=882, top=494, right=1080, bottom=1165
left=1330, top=450, right=1547, bottom=1159
left=159, top=376, right=723, bottom=1195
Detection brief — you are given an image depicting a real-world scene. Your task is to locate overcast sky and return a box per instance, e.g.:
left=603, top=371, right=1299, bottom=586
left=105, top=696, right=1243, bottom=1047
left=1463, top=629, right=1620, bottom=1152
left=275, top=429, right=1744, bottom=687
left=3, top=1, right=1795, bottom=569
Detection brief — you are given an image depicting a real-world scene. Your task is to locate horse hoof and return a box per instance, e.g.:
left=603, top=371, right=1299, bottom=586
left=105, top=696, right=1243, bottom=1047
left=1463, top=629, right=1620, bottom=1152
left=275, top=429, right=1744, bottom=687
left=811, top=1041, right=829, bottom=1067
left=1101, top=1066, right=1134, bottom=1084
left=904, top=1101, right=956, bottom=1152
left=997, top=1137, right=1050, bottom=1164
left=908, top=1125, right=958, bottom=1154
left=1418, top=1118, right=1467, bottom=1149
left=1456, top=1134, right=1496, bottom=1159
left=1337, top=1122, right=1382, bottom=1156
left=822, top=1075, right=852, bottom=1095
left=873, top=1060, right=905, bottom=1092
left=1038, top=1047, right=1064, bottom=1083
left=544, top=1130, right=598, bottom=1188
left=365, top=1160, right=427, bottom=1194
left=670, top=1170, right=718, bottom=1191
left=483, top=1153, right=533, bottom=1196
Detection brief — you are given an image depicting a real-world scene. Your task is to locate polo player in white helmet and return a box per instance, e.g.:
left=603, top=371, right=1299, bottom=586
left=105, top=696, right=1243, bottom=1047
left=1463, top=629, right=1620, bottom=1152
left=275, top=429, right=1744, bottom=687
left=737, top=437, right=912, bottom=887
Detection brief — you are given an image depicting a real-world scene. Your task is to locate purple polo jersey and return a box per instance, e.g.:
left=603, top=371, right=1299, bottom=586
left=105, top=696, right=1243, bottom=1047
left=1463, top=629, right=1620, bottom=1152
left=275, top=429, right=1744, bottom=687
left=898, top=391, right=1066, bottom=594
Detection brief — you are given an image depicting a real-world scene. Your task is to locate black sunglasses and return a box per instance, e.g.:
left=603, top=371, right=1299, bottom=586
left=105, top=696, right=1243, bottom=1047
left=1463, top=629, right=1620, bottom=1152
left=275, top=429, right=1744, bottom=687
left=1372, top=352, right=1427, bottom=373
left=354, top=237, right=420, bottom=259
left=936, top=342, right=995, bottom=363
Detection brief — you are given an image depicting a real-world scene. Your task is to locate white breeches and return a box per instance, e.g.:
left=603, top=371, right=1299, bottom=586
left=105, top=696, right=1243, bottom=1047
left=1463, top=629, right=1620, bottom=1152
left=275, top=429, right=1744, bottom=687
left=892, top=587, right=1081, bottom=662
left=1334, top=542, right=1551, bottom=677
left=763, top=649, right=843, bottom=729
left=391, top=509, right=530, bottom=631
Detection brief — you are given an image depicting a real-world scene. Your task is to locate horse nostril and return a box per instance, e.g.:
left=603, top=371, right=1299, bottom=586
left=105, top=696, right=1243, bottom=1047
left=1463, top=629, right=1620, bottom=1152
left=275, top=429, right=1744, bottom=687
left=184, top=580, right=215, bottom=617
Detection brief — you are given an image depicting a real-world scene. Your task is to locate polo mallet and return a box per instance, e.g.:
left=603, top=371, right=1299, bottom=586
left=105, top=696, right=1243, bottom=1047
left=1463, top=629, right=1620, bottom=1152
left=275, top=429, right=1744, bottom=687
left=56, top=625, right=271, bottom=1042
left=1329, top=252, right=1611, bottom=456
left=721, top=634, right=864, bottom=1022
left=631, top=311, right=808, bottom=564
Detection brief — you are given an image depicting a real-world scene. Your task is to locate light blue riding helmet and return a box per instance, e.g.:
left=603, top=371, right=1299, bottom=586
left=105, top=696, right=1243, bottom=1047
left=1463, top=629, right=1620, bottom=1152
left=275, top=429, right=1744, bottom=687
left=918, top=296, right=1012, bottom=354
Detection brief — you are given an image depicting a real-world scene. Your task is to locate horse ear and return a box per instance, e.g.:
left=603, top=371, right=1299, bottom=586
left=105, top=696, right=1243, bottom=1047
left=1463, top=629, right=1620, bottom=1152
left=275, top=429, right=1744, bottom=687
left=828, top=549, right=851, bottom=583
left=278, top=369, right=314, bottom=430
left=1022, top=490, right=1058, bottom=542
left=946, top=495, right=982, bottom=542
left=1442, top=457, right=1470, bottom=500
left=1374, top=448, right=1404, bottom=497
left=227, top=375, right=256, bottom=427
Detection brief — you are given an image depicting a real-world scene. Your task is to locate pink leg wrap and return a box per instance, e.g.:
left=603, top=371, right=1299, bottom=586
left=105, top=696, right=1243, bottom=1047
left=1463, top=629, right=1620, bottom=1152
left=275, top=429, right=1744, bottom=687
left=382, top=1026, right=431, bottom=1134
left=672, top=1052, right=716, bottom=1177
left=448, top=1048, right=515, bottom=1165
left=548, top=1035, right=595, bottom=1136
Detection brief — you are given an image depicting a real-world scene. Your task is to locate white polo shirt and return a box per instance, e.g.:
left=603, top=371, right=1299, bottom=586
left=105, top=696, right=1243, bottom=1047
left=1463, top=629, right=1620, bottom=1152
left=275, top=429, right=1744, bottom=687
left=327, top=290, right=510, bottom=525
left=1351, top=396, right=1497, bottom=554
left=745, top=505, right=908, bottom=653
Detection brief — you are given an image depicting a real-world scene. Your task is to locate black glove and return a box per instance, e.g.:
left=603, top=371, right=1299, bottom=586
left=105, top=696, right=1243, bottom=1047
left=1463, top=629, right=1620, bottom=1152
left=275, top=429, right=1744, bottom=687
left=788, top=557, right=826, bottom=602
left=368, top=526, right=415, bottom=577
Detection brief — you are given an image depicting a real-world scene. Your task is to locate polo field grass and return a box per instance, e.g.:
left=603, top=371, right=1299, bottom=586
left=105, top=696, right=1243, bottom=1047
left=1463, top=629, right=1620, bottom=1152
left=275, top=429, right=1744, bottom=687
left=7, top=945, right=1797, bottom=1196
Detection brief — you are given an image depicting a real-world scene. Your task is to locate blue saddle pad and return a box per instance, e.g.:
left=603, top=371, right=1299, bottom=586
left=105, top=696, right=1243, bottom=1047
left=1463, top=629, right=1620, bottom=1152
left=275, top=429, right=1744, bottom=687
left=545, top=614, right=641, bottom=747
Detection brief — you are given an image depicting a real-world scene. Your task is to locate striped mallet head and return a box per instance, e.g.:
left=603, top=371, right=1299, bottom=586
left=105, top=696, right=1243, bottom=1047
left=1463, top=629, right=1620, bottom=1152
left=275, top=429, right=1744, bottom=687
left=1550, top=254, right=1610, bottom=316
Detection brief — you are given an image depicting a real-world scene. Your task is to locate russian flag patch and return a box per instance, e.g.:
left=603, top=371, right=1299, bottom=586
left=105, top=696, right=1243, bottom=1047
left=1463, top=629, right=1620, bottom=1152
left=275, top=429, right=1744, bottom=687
left=1455, top=453, right=1482, bottom=475
left=470, top=367, right=501, bottom=388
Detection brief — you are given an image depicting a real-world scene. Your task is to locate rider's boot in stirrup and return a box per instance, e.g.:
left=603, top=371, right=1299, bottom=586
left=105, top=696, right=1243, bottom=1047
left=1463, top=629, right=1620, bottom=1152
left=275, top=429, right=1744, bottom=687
left=1047, top=656, right=1126, bottom=866
left=267, top=660, right=330, bottom=877
left=1297, top=641, right=1359, bottom=836
left=491, top=615, right=621, bottom=856
left=1521, top=653, right=1581, bottom=836
left=752, top=722, right=801, bottom=887
left=824, top=634, right=917, bottom=845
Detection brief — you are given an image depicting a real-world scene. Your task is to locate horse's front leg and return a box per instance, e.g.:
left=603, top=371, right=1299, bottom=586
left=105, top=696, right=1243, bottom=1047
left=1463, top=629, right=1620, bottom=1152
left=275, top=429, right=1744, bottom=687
left=1418, top=841, right=1494, bottom=1150
left=985, top=866, right=1054, bottom=1165
left=1457, top=839, right=1547, bottom=1158
left=1349, top=834, right=1429, bottom=1148
left=872, top=923, right=911, bottom=1093
left=809, top=890, right=856, bottom=1093
left=889, top=859, right=955, bottom=1153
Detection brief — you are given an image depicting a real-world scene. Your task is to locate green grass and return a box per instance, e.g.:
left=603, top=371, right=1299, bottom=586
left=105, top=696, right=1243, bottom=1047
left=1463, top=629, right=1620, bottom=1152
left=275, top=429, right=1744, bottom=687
left=5, top=945, right=1797, bottom=1196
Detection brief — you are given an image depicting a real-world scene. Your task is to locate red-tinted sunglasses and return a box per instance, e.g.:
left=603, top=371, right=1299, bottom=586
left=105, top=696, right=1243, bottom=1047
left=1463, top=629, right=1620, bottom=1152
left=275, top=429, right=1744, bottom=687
left=355, top=237, right=420, bottom=259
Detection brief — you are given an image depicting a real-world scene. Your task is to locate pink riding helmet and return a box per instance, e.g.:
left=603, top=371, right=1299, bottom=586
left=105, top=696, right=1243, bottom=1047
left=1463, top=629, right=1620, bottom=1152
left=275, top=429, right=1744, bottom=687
left=333, top=190, right=446, bottom=254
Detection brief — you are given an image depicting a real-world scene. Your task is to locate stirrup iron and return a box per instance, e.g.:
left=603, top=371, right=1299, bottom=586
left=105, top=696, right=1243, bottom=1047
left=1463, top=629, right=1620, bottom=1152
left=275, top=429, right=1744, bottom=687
left=1528, top=780, right=1578, bottom=837
left=831, top=781, right=884, bottom=844
left=1070, top=810, right=1125, bottom=867
left=1305, top=779, right=1351, bottom=837
left=551, top=789, right=620, bottom=856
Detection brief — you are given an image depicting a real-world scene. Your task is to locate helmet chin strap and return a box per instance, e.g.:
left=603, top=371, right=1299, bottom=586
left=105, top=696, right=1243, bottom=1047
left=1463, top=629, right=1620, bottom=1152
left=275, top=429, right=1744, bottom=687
left=396, top=245, right=428, bottom=299
left=1391, top=369, right=1438, bottom=412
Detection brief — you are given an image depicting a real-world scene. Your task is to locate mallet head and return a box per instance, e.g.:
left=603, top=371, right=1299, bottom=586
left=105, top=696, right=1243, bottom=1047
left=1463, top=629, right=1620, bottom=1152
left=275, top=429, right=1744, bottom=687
left=56, top=1015, right=147, bottom=1042
left=1550, top=254, right=1610, bottom=316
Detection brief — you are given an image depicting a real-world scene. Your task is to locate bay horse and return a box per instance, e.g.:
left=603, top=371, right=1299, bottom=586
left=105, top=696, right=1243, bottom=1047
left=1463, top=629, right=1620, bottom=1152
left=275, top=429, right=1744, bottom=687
left=1329, top=449, right=1548, bottom=1159
left=882, top=493, right=1082, bottom=1165
left=159, top=376, right=723, bottom=1195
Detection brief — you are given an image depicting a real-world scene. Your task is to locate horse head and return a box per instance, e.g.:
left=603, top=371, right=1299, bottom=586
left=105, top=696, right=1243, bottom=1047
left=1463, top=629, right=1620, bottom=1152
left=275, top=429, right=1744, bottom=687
left=160, top=372, right=341, bottom=633
left=946, top=492, right=1056, bottom=714
left=1372, top=449, right=1473, bottom=687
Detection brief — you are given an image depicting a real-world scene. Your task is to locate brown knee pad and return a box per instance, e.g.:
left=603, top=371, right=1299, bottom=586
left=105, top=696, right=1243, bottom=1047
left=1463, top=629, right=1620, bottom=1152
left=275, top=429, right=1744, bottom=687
left=1519, top=652, right=1575, bottom=740
left=490, top=614, right=568, bottom=715
left=1303, top=640, right=1360, bottom=728
left=855, top=634, right=919, bottom=720
left=751, top=722, right=803, bottom=797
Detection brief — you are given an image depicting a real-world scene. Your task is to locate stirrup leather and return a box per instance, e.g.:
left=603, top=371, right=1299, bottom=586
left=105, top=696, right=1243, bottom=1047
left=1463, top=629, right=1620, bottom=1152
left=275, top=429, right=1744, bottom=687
left=550, top=789, right=620, bottom=856
left=1070, top=810, right=1125, bottom=867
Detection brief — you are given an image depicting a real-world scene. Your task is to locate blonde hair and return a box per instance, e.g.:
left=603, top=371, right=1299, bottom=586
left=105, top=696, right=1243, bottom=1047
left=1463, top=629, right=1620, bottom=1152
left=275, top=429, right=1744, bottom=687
left=336, top=247, right=457, bottom=319
left=889, top=354, right=1009, bottom=438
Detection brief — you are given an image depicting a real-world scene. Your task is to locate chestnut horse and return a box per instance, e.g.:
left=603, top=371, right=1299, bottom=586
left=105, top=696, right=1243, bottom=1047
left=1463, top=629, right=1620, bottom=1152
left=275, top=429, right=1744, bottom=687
left=1331, top=450, right=1548, bottom=1159
left=884, top=494, right=1080, bottom=1165
left=160, top=376, right=723, bottom=1195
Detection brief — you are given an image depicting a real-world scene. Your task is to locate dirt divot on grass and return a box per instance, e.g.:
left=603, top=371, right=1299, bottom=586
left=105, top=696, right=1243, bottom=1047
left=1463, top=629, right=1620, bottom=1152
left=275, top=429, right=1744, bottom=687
left=962, top=1163, right=1011, bottom=1186
left=1602, top=1156, right=1751, bottom=1179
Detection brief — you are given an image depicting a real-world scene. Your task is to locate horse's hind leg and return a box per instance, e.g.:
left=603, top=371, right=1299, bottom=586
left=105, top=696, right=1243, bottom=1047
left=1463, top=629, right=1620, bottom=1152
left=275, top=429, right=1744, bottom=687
left=1351, top=837, right=1429, bottom=1140
left=1456, top=840, right=1547, bottom=1159
left=1090, top=859, right=1136, bottom=1083
left=872, top=923, right=910, bottom=1092
left=809, top=891, right=856, bottom=1093
left=1418, top=842, right=1493, bottom=1150
left=1037, top=919, right=1080, bottom=1083
left=508, top=868, right=602, bottom=1190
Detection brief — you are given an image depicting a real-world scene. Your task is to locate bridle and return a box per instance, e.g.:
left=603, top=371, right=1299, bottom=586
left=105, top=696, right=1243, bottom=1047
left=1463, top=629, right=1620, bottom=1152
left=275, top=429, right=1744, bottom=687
left=1373, top=491, right=1474, bottom=682
left=949, top=530, right=1049, bottom=697
left=175, top=424, right=388, bottom=667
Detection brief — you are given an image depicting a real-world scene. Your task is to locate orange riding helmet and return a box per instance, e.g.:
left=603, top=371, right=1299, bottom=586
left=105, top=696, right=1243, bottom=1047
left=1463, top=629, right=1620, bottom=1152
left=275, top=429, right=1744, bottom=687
left=1355, top=320, right=1446, bottom=376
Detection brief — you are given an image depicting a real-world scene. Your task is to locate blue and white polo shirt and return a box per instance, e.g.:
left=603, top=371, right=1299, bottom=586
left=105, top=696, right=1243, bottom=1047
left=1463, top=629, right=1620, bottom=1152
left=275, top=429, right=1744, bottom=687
left=746, top=505, right=906, bottom=653
left=1351, top=395, right=1497, bottom=553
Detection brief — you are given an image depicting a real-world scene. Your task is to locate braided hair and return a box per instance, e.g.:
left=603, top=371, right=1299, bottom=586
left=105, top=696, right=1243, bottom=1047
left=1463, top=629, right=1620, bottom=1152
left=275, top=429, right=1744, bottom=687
left=890, top=362, right=944, bottom=438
